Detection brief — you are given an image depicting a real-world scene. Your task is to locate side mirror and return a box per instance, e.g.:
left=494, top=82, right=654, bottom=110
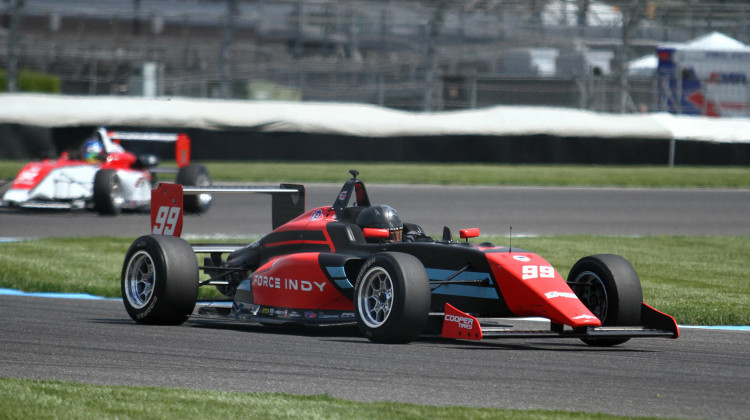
left=459, top=228, right=480, bottom=242
left=363, top=228, right=390, bottom=239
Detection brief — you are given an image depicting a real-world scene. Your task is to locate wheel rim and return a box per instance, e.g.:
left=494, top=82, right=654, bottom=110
left=571, top=270, right=608, bottom=321
left=195, top=173, right=212, bottom=208
left=358, top=267, right=394, bottom=329
left=124, top=251, right=156, bottom=309
left=110, top=177, right=124, bottom=211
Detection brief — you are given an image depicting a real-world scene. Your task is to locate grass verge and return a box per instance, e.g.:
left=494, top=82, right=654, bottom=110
left=2, top=160, right=750, bottom=188
left=1, top=235, right=747, bottom=325
left=0, top=377, right=668, bottom=420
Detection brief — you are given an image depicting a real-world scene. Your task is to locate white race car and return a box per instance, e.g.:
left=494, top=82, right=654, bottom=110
left=1, top=128, right=212, bottom=214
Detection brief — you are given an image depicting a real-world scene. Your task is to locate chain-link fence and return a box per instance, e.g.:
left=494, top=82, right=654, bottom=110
left=2, top=0, right=750, bottom=115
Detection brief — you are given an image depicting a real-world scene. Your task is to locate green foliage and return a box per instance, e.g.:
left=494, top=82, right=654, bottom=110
left=0, top=69, right=61, bottom=93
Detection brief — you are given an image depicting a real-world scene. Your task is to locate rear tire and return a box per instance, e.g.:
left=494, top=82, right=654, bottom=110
left=121, top=235, right=199, bottom=325
left=93, top=169, right=124, bottom=215
left=568, top=254, right=643, bottom=347
left=354, top=252, right=430, bottom=344
left=176, top=164, right=212, bottom=214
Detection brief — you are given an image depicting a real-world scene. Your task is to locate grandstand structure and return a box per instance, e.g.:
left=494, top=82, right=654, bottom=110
left=2, top=0, right=750, bottom=114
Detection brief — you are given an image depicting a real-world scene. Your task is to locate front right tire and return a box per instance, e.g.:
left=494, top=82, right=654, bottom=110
left=176, top=164, right=212, bottom=214
left=354, top=252, right=430, bottom=344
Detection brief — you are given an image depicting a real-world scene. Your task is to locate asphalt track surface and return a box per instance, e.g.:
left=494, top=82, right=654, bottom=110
left=0, top=295, right=748, bottom=419
left=1, top=185, right=749, bottom=419
left=1, top=184, right=749, bottom=238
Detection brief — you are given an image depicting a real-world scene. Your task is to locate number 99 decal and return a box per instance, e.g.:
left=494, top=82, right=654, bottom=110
left=152, top=206, right=181, bottom=235
left=522, top=265, right=555, bottom=280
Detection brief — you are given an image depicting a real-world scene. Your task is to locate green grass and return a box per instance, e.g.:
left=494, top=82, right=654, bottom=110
left=2, top=160, right=750, bottom=188
left=0, top=377, right=672, bottom=420
left=199, top=161, right=750, bottom=188
left=2, top=161, right=740, bottom=419
left=1, top=235, right=748, bottom=325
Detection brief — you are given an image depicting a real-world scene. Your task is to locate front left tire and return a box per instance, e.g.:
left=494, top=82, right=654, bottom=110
left=93, top=169, right=124, bottom=215
left=567, top=254, right=643, bottom=347
left=121, top=235, right=199, bottom=325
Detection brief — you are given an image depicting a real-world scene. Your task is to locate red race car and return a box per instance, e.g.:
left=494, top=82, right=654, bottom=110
left=1, top=127, right=211, bottom=214
left=121, top=170, right=678, bottom=346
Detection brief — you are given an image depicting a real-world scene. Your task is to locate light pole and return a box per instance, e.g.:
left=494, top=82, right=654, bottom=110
left=219, top=0, right=238, bottom=98
left=5, top=0, right=25, bottom=92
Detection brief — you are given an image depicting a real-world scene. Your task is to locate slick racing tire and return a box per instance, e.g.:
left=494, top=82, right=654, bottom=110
left=176, top=164, right=212, bottom=214
left=354, top=252, right=430, bottom=344
left=567, top=254, right=643, bottom=347
left=121, top=235, right=199, bottom=325
left=93, top=169, right=124, bottom=215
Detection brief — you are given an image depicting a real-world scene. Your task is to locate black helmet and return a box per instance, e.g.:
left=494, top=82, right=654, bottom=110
left=355, top=204, right=403, bottom=242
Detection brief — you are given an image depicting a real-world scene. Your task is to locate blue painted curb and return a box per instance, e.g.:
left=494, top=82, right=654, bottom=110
left=0, top=288, right=119, bottom=301
left=1, top=288, right=748, bottom=331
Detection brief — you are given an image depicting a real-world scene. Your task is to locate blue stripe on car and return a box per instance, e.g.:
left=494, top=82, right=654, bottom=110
left=425, top=268, right=499, bottom=299
left=326, top=266, right=353, bottom=289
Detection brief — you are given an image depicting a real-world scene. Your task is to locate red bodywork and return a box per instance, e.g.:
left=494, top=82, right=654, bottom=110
left=486, top=252, right=600, bottom=327
left=150, top=179, right=679, bottom=343
left=10, top=151, right=141, bottom=192
left=251, top=254, right=351, bottom=310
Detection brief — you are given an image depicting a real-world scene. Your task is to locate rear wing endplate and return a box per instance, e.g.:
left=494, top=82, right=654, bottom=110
left=151, top=183, right=304, bottom=237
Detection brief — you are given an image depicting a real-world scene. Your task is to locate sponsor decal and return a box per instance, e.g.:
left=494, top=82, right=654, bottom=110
left=309, top=209, right=324, bottom=221
left=16, top=166, right=41, bottom=185
left=261, top=307, right=270, bottom=314
left=252, top=274, right=326, bottom=292
left=513, top=255, right=531, bottom=262
left=304, top=311, right=317, bottom=319
left=444, top=313, right=474, bottom=330
left=136, top=296, right=158, bottom=319
left=338, top=190, right=348, bottom=201
left=341, top=312, right=355, bottom=318
left=545, top=291, right=578, bottom=299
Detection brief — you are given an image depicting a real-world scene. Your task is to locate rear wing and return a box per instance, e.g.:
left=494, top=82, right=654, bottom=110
left=103, top=128, right=191, bottom=167
left=150, top=183, right=305, bottom=237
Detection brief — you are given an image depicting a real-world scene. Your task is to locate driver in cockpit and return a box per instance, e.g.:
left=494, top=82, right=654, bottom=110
left=355, top=204, right=403, bottom=242
left=81, top=137, right=106, bottom=164
left=355, top=204, right=431, bottom=243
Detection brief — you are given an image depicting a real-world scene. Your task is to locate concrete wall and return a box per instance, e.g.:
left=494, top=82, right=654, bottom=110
left=3, top=124, right=749, bottom=166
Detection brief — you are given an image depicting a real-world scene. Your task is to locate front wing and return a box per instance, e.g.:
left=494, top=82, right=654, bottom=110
left=440, top=303, right=679, bottom=341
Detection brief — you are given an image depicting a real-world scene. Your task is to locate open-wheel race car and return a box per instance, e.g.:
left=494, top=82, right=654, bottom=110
left=121, top=170, right=678, bottom=346
left=1, top=127, right=212, bottom=215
